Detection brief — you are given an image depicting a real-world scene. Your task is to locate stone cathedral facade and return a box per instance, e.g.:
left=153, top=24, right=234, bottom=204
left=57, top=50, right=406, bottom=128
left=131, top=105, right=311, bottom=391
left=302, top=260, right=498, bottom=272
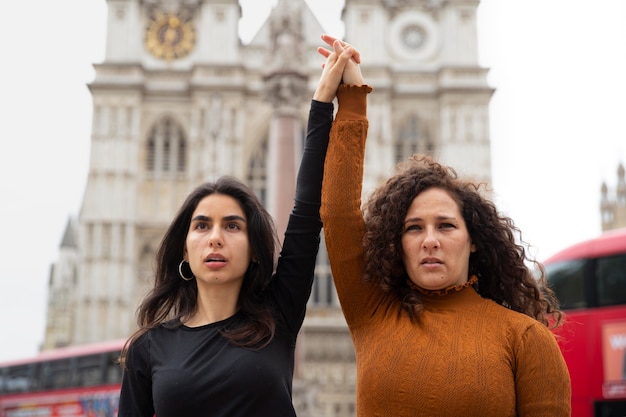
left=43, top=0, right=493, bottom=414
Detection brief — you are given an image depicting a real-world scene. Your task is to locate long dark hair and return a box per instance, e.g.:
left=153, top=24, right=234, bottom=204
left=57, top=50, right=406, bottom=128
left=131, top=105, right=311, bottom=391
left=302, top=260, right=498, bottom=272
left=362, top=154, right=562, bottom=327
left=120, top=176, right=278, bottom=365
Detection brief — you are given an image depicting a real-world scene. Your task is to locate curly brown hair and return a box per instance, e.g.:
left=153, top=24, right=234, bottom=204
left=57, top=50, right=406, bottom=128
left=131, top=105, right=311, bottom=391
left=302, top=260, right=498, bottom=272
left=362, top=154, right=562, bottom=328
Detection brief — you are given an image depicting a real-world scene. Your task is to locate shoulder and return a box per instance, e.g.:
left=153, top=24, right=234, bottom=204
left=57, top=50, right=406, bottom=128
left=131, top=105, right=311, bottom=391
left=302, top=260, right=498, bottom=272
left=480, top=298, right=553, bottom=337
left=129, top=321, right=182, bottom=351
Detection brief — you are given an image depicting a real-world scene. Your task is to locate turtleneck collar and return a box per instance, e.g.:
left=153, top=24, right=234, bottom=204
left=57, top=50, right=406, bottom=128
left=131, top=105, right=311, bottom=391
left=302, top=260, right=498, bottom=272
left=407, top=275, right=478, bottom=295
left=407, top=275, right=482, bottom=311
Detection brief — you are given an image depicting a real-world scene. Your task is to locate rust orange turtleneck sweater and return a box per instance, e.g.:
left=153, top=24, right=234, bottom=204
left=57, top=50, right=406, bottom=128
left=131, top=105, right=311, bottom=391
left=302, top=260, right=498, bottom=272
left=320, top=85, right=571, bottom=417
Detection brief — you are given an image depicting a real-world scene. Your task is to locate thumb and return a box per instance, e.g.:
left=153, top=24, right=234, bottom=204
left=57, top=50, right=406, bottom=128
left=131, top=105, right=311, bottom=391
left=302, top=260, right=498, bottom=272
left=335, top=45, right=354, bottom=67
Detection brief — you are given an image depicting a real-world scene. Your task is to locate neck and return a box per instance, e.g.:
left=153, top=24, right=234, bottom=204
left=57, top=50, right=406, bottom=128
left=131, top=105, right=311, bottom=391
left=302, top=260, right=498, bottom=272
left=185, top=285, right=240, bottom=327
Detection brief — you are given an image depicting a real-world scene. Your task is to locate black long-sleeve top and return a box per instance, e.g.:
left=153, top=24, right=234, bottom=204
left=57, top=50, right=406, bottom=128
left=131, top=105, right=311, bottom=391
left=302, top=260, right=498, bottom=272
left=118, top=100, right=333, bottom=417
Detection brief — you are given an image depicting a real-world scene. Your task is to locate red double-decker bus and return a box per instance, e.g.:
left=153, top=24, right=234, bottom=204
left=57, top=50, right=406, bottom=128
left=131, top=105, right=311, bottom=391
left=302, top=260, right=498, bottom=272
left=0, top=339, right=125, bottom=417
left=544, top=227, right=626, bottom=417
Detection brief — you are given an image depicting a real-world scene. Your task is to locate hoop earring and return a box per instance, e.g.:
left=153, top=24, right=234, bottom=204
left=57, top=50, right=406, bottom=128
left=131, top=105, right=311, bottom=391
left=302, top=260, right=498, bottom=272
left=178, top=260, right=194, bottom=281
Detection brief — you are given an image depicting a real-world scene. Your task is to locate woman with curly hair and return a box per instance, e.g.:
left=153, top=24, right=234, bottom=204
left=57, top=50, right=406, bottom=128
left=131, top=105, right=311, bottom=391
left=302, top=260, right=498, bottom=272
left=319, top=35, right=571, bottom=416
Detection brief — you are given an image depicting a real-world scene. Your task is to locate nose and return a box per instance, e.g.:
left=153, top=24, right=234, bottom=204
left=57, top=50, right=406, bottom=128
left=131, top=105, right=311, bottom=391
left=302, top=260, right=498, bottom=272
left=422, top=228, right=439, bottom=250
left=208, top=228, right=224, bottom=248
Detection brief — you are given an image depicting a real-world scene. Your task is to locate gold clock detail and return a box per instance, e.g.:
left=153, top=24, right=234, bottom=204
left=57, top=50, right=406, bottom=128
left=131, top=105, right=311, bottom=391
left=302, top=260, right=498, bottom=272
left=145, top=13, right=195, bottom=61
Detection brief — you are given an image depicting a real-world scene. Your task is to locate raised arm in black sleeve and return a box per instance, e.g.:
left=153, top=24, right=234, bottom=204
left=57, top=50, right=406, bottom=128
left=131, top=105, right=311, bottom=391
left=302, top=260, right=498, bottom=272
left=271, top=99, right=334, bottom=335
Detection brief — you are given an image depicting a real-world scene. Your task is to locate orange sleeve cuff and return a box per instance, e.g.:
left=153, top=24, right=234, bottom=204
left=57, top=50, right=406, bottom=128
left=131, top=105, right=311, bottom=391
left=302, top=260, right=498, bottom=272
left=336, top=84, right=373, bottom=122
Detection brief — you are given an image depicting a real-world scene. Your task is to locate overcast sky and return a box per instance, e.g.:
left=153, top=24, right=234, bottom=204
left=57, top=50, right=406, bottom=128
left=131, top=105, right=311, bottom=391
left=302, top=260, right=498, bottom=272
left=1, top=0, right=625, bottom=362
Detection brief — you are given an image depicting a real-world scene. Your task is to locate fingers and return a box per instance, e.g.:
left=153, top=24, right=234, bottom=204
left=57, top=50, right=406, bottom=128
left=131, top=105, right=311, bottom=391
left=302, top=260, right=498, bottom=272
left=313, top=41, right=355, bottom=102
left=317, top=41, right=351, bottom=68
left=320, top=34, right=361, bottom=64
left=329, top=39, right=364, bottom=86
left=333, top=41, right=354, bottom=68
left=350, top=48, right=361, bottom=65
left=317, top=46, right=331, bottom=58
left=321, top=33, right=338, bottom=48
left=313, top=34, right=365, bottom=102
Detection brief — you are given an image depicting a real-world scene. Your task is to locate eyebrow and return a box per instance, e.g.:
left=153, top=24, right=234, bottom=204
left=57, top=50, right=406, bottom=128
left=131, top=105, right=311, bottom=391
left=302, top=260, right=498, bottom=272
left=404, top=215, right=457, bottom=224
left=191, top=214, right=247, bottom=223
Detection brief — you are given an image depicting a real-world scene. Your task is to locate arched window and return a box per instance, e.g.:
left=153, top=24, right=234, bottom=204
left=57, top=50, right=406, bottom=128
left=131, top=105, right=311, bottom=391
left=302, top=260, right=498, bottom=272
left=310, top=234, right=339, bottom=307
left=394, top=115, right=431, bottom=162
left=146, top=138, right=155, bottom=171
left=146, top=117, right=187, bottom=175
left=247, top=139, right=268, bottom=205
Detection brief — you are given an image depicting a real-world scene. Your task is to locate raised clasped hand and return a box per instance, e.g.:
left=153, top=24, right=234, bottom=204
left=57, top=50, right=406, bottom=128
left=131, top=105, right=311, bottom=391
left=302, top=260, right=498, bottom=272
left=318, top=34, right=364, bottom=87
left=313, top=34, right=365, bottom=103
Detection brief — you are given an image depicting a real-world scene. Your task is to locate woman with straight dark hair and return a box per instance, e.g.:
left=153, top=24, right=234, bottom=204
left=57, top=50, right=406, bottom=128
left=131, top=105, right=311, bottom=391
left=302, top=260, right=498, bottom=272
left=117, top=39, right=359, bottom=417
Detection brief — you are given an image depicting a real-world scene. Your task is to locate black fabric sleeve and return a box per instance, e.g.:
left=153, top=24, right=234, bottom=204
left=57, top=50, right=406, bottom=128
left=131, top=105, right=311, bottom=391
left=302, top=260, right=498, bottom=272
left=293, top=100, right=334, bottom=214
left=117, top=335, right=154, bottom=417
left=270, top=100, right=334, bottom=337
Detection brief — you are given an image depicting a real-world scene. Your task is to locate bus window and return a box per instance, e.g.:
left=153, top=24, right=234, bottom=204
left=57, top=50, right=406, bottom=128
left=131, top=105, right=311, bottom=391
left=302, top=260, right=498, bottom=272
left=41, top=359, right=72, bottom=390
left=0, top=364, right=33, bottom=394
left=595, top=253, right=626, bottom=307
left=546, top=258, right=587, bottom=310
left=75, top=354, right=105, bottom=387
left=105, top=352, right=123, bottom=385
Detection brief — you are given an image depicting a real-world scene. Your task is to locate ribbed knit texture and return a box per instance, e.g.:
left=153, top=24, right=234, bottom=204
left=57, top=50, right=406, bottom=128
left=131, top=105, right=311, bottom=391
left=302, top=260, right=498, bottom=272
left=320, top=85, right=571, bottom=417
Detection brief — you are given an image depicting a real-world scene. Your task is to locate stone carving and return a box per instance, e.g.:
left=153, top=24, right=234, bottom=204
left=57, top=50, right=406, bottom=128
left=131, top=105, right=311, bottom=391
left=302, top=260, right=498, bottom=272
left=270, top=0, right=304, bottom=69
left=142, top=0, right=200, bottom=18
left=383, top=0, right=446, bottom=14
left=263, top=0, right=308, bottom=108
left=263, top=72, right=308, bottom=109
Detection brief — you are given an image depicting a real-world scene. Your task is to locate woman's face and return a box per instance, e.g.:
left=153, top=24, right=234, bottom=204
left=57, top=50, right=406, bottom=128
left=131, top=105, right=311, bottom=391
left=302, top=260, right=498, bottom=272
left=184, top=193, right=252, bottom=291
left=401, top=187, right=475, bottom=291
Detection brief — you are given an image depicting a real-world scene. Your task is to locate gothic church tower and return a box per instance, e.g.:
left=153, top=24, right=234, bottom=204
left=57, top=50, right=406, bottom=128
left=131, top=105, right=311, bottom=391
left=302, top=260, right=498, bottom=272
left=347, top=0, right=493, bottom=195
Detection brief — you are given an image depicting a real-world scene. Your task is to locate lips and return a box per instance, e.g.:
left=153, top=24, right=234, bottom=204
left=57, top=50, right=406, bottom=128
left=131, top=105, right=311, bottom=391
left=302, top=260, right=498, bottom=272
left=205, top=253, right=227, bottom=264
left=421, top=257, right=442, bottom=265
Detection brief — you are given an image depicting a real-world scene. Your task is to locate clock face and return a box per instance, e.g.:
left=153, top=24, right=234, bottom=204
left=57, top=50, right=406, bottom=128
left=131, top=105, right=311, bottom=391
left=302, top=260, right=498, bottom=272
left=387, top=11, right=440, bottom=61
left=145, top=13, right=195, bottom=60
left=401, top=24, right=427, bottom=50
